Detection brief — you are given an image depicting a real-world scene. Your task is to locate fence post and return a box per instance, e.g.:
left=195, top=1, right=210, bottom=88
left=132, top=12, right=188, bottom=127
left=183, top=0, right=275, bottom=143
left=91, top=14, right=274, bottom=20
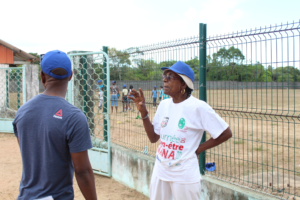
left=17, top=73, right=20, bottom=109
left=6, top=70, right=9, bottom=108
left=82, top=56, right=88, bottom=115
left=103, top=46, right=108, bottom=142
left=199, top=23, right=207, bottom=175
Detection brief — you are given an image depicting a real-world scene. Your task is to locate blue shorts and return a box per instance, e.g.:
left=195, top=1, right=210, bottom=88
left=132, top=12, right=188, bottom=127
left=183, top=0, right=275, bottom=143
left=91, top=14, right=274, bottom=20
left=129, top=95, right=134, bottom=102
left=111, top=94, right=118, bottom=107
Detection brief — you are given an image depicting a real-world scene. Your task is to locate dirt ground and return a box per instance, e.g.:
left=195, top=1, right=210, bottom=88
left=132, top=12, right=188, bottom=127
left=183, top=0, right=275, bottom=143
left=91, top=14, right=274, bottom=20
left=0, top=133, right=149, bottom=200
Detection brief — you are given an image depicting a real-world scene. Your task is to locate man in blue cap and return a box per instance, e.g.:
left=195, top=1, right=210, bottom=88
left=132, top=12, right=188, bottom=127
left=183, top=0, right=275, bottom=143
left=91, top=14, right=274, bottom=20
left=96, top=79, right=103, bottom=91
left=122, top=84, right=128, bottom=112
left=13, top=50, right=97, bottom=200
left=152, top=85, right=158, bottom=108
left=110, top=80, right=120, bottom=113
left=96, top=80, right=104, bottom=111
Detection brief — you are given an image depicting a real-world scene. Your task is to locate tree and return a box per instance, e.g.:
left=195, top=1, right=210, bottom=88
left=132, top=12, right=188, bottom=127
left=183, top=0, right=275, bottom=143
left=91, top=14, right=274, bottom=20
left=108, top=48, right=131, bottom=81
left=212, top=46, right=245, bottom=67
left=29, top=53, right=40, bottom=65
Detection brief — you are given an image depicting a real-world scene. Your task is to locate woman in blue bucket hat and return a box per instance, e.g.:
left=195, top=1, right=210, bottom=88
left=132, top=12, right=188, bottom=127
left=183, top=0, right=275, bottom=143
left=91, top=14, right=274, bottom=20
left=128, top=61, right=232, bottom=200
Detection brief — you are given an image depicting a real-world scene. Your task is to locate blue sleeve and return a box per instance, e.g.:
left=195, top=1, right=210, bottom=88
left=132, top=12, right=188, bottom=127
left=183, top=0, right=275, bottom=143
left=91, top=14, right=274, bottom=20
left=12, top=120, right=18, bottom=137
left=12, top=112, right=20, bottom=137
left=66, top=111, right=93, bottom=153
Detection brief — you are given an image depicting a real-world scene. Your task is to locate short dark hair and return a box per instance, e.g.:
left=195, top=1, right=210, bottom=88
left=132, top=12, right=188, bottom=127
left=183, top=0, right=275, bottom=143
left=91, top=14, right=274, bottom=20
left=130, top=85, right=133, bottom=89
left=179, top=77, right=192, bottom=96
left=186, top=87, right=192, bottom=96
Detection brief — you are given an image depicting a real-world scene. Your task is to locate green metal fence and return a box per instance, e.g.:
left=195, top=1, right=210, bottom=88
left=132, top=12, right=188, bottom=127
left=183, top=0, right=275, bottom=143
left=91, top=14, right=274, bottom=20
left=205, top=21, right=300, bottom=199
left=0, top=66, right=25, bottom=132
left=109, top=20, right=300, bottom=199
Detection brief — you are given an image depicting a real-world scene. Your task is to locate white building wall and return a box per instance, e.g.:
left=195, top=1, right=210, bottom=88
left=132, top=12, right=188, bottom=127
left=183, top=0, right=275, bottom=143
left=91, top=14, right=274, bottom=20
left=0, top=64, right=9, bottom=112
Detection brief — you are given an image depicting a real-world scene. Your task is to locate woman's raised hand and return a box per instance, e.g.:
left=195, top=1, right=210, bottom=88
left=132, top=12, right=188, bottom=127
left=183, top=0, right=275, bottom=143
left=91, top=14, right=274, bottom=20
left=128, top=88, right=147, bottom=114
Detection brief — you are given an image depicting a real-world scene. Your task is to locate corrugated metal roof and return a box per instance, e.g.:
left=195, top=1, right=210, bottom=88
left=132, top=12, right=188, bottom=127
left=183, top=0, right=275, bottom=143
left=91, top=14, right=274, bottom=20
left=0, top=39, right=39, bottom=63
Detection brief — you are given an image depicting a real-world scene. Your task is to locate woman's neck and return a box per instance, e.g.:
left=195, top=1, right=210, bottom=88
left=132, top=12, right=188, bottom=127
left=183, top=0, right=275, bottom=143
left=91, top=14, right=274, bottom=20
left=172, top=93, right=188, bottom=104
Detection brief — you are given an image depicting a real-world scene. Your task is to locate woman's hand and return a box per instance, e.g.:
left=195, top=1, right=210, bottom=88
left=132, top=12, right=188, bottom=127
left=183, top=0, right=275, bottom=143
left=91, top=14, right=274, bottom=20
left=128, top=88, right=147, bottom=114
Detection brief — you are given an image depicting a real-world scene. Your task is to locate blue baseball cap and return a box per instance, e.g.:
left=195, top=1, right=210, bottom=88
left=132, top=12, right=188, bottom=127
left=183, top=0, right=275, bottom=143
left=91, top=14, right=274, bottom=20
left=123, top=84, right=126, bottom=87
left=161, top=61, right=194, bottom=90
left=41, top=50, right=72, bottom=79
left=112, top=80, right=116, bottom=83
left=154, top=86, right=157, bottom=88
left=98, top=80, right=102, bottom=83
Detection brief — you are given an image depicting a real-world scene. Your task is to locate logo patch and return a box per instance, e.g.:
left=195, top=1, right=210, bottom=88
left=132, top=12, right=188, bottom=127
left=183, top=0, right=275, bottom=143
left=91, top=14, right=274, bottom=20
left=53, top=109, right=63, bottom=119
left=161, top=117, right=169, bottom=128
left=178, top=118, right=185, bottom=129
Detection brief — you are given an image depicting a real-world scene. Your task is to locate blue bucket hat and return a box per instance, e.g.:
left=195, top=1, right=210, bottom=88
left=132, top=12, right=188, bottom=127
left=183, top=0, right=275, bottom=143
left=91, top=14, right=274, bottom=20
left=161, top=61, right=194, bottom=90
left=98, top=80, right=102, bottom=83
left=41, top=50, right=72, bottom=79
left=123, top=84, right=126, bottom=87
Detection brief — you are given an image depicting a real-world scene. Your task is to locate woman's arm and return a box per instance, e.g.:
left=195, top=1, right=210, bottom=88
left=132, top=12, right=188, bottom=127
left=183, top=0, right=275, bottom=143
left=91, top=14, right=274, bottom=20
left=195, top=127, right=232, bottom=155
left=128, top=88, right=160, bottom=143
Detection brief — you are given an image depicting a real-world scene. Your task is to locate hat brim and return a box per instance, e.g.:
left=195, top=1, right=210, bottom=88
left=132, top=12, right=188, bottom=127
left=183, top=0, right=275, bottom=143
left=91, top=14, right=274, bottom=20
left=161, top=68, right=194, bottom=90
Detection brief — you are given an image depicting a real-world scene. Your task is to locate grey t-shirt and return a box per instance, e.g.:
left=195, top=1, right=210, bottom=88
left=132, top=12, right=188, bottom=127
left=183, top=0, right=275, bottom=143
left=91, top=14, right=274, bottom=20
left=13, top=94, right=92, bottom=200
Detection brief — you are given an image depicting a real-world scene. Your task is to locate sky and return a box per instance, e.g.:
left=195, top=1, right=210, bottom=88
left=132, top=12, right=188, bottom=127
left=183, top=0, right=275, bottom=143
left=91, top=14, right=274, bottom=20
left=1, top=0, right=300, bottom=55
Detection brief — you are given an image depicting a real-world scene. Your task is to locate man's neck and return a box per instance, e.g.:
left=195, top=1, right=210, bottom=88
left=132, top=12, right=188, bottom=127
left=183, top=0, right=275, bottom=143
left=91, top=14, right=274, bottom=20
left=43, top=87, right=67, bottom=99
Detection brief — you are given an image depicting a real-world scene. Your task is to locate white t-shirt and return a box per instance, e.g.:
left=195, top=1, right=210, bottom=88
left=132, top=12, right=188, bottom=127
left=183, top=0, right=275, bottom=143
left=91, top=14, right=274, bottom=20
left=152, top=96, right=228, bottom=183
left=99, top=91, right=103, bottom=99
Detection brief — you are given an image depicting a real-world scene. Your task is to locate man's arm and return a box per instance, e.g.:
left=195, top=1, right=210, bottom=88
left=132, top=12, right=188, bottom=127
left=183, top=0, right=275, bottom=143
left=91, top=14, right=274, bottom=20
left=71, top=150, right=97, bottom=200
left=196, top=127, right=232, bottom=155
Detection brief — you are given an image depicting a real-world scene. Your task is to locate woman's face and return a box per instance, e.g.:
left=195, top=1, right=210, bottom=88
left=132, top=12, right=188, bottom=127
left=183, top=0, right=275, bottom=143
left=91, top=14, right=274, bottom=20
left=163, top=70, right=185, bottom=97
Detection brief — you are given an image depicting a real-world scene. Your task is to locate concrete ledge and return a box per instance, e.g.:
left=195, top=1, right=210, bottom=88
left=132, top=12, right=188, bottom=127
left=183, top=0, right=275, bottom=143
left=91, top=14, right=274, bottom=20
left=111, top=143, right=154, bottom=197
left=110, top=143, right=278, bottom=199
left=201, top=176, right=278, bottom=200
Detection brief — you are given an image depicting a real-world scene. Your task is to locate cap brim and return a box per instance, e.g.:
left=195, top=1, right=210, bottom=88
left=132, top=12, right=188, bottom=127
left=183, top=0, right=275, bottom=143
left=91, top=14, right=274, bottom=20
left=178, top=74, right=194, bottom=90
left=161, top=67, right=170, bottom=71
left=161, top=68, right=194, bottom=90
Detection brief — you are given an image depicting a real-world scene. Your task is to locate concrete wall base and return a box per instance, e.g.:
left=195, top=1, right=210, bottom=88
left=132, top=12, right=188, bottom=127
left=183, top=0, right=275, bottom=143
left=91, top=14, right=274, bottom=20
left=111, top=143, right=155, bottom=197
left=201, top=176, right=277, bottom=200
left=111, top=143, right=278, bottom=200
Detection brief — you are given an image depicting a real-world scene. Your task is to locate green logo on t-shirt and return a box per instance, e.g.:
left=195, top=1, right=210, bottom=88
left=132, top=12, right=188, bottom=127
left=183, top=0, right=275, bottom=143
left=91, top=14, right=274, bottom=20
left=178, top=118, right=185, bottom=129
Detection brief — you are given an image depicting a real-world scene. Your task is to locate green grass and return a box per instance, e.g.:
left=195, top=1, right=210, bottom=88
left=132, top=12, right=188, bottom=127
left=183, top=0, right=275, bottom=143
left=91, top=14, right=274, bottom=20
left=233, top=139, right=244, bottom=144
left=253, top=145, right=263, bottom=151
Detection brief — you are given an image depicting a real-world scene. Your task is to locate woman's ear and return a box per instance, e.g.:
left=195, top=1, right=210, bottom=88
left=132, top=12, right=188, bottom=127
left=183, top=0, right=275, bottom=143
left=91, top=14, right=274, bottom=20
left=181, top=81, right=187, bottom=89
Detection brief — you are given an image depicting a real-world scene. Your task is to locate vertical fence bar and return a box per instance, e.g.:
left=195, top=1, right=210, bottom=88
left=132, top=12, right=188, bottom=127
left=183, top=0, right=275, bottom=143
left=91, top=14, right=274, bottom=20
left=103, top=46, right=108, bottom=142
left=199, top=23, right=207, bottom=175
left=17, top=73, right=20, bottom=109
left=82, top=56, right=88, bottom=115
left=22, top=66, right=26, bottom=104
left=6, top=70, right=9, bottom=108
left=67, top=57, right=73, bottom=105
